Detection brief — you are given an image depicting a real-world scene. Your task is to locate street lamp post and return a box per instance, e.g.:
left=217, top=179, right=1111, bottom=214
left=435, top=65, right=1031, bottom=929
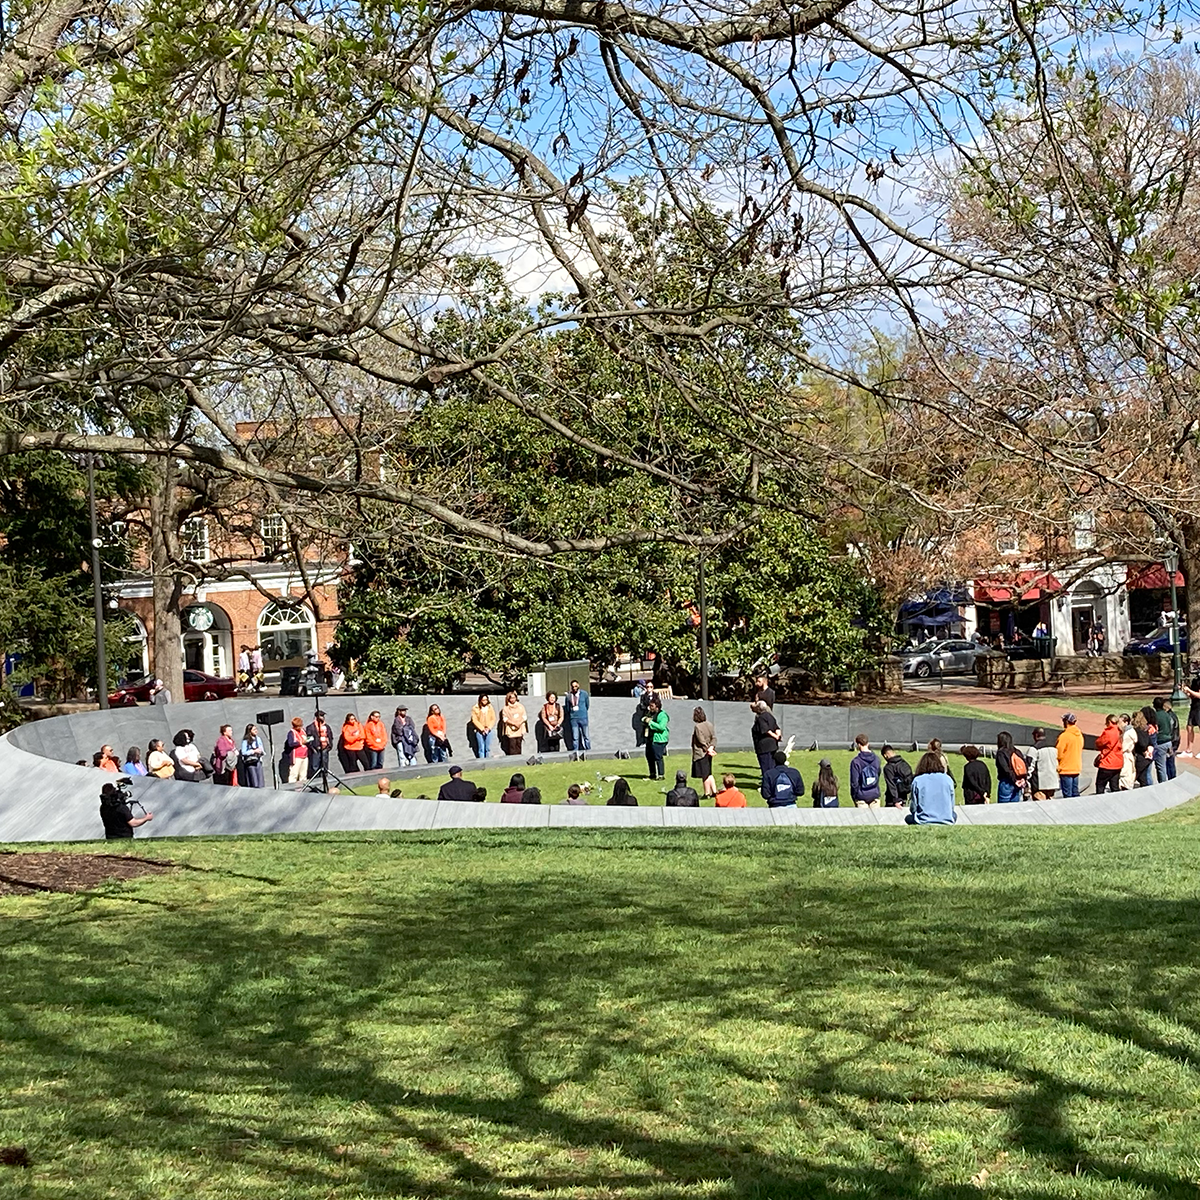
left=1163, top=548, right=1186, bottom=706
left=697, top=551, right=709, bottom=703
left=86, top=454, right=109, bottom=711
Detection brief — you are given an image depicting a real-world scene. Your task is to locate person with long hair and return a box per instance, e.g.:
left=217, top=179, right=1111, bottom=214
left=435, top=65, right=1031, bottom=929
left=146, top=738, right=174, bottom=779
left=212, top=723, right=239, bottom=787
left=339, top=712, right=365, bottom=774
left=1094, top=713, right=1124, bottom=794
left=239, top=723, right=266, bottom=788
left=500, top=692, right=528, bottom=756
left=423, top=704, right=450, bottom=762
left=810, top=759, right=839, bottom=807
left=470, top=694, right=498, bottom=758
left=501, top=772, right=526, bottom=804
left=994, top=731, right=1025, bottom=803
left=1132, top=709, right=1155, bottom=788
left=122, top=746, right=146, bottom=776
left=363, top=710, right=387, bottom=770
left=539, top=692, right=564, bottom=752
left=906, top=750, right=957, bottom=824
left=607, top=777, right=638, bottom=806
left=691, top=706, right=717, bottom=797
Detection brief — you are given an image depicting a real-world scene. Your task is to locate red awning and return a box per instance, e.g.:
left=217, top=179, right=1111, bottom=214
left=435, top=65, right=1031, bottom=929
left=1126, top=563, right=1185, bottom=590
left=974, top=571, right=1063, bottom=604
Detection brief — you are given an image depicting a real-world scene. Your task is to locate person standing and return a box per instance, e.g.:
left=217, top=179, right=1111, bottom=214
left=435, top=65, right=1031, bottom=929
left=99, top=782, right=153, bottom=839
left=690, top=706, right=717, bottom=797
left=239, top=724, right=266, bottom=788
left=338, top=712, right=365, bottom=774
left=282, top=717, right=311, bottom=784
left=1056, top=712, right=1083, bottom=798
left=249, top=645, right=264, bottom=692
left=905, top=752, right=957, bottom=824
left=212, top=724, right=239, bottom=786
left=1029, top=727, right=1059, bottom=799
left=1153, top=697, right=1178, bottom=782
left=633, top=681, right=656, bottom=747
left=423, top=704, right=451, bottom=762
left=849, top=734, right=882, bottom=809
left=1118, top=713, right=1137, bottom=791
left=566, top=680, right=591, bottom=752
left=148, top=677, right=172, bottom=705
left=1132, top=709, right=1156, bottom=787
left=363, top=710, right=387, bottom=770
left=643, top=698, right=669, bottom=780
left=237, top=645, right=251, bottom=692
left=1182, top=664, right=1200, bottom=756
left=539, top=692, right=564, bottom=752
left=391, top=706, right=419, bottom=768
left=994, top=731, right=1026, bottom=803
left=1094, top=714, right=1124, bottom=794
left=500, top=692, right=529, bottom=756
left=752, top=673, right=776, bottom=710
left=306, top=711, right=333, bottom=779
left=750, top=700, right=782, bottom=790
left=470, top=695, right=498, bottom=758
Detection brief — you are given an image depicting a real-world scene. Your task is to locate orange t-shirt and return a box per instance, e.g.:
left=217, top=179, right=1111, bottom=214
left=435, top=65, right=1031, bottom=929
left=341, top=720, right=365, bottom=751
left=364, top=719, right=387, bottom=751
left=714, top=786, right=747, bottom=808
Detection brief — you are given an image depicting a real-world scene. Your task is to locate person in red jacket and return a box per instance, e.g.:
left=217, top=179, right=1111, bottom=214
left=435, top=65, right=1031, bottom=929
left=339, top=713, right=366, bottom=774
left=1094, top=713, right=1124, bottom=794
left=363, top=710, right=387, bottom=770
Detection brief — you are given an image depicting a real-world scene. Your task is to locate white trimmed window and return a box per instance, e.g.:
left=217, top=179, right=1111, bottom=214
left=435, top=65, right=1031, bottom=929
left=257, top=599, right=316, bottom=661
left=182, top=516, right=210, bottom=563
left=260, top=513, right=286, bottom=554
left=1073, top=512, right=1096, bottom=551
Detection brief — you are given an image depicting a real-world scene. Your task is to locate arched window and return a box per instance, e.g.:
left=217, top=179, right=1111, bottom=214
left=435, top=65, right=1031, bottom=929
left=258, top=600, right=316, bottom=661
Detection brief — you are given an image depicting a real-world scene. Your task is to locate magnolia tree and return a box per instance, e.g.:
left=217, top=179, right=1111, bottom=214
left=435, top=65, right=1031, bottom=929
left=1, top=0, right=1189, bottom=688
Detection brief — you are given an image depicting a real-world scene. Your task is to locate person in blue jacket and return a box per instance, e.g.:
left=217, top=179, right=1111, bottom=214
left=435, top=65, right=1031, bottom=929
left=906, top=751, right=958, bottom=824
left=566, top=679, right=591, bottom=752
left=849, top=733, right=882, bottom=808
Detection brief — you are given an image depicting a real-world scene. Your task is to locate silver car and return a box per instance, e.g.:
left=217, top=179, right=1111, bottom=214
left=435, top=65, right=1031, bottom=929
left=901, top=638, right=986, bottom=678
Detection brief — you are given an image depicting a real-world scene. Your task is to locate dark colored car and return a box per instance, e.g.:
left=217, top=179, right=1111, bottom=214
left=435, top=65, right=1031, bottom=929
left=1123, top=630, right=1189, bottom=656
left=108, top=670, right=238, bottom=706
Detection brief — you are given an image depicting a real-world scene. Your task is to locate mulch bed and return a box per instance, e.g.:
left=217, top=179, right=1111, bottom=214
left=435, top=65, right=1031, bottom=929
left=0, top=852, right=173, bottom=896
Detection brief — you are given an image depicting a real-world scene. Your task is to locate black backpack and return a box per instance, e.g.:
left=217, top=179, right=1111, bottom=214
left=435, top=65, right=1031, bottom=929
left=889, top=759, right=913, bottom=801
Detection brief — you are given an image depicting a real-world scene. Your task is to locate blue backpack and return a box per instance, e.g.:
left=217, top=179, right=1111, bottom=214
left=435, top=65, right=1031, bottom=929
left=772, top=771, right=796, bottom=803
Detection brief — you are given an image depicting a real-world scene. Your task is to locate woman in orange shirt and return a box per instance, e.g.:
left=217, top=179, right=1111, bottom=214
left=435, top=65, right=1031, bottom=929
left=1094, top=713, right=1124, bottom=794
left=423, top=704, right=450, bottom=763
left=363, top=710, right=387, bottom=770
left=339, top=713, right=365, bottom=774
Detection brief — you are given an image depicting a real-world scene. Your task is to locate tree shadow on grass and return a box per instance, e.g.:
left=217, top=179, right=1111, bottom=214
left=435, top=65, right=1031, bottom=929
left=5, top=833, right=1200, bottom=1197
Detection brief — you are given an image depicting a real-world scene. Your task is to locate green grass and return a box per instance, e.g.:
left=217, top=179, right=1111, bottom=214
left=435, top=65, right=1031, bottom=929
left=352, top=751, right=864, bottom=805
left=6, top=826, right=1200, bottom=1199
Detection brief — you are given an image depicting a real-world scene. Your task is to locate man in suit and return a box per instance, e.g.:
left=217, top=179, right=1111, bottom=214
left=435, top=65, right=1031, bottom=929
left=566, top=679, right=591, bottom=752
left=437, top=766, right=479, bottom=802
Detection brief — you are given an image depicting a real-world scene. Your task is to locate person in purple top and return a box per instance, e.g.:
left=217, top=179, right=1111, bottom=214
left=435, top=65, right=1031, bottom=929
left=849, top=733, right=882, bottom=809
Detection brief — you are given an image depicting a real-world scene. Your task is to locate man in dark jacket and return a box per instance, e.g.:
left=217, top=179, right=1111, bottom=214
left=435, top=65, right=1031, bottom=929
left=306, top=711, right=333, bottom=779
left=751, top=701, right=782, bottom=790
left=437, top=766, right=480, bottom=802
left=665, top=769, right=700, bottom=807
left=881, top=745, right=914, bottom=808
left=849, top=734, right=882, bottom=808
left=99, top=780, right=153, bottom=839
left=761, top=750, right=803, bottom=807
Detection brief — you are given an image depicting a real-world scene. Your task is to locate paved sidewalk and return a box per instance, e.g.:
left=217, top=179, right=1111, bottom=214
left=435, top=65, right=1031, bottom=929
left=919, top=685, right=1159, bottom=737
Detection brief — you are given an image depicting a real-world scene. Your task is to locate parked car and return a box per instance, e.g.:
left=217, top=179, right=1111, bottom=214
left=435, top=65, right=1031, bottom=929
left=1123, top=630, right=1189, bottom=656
left=902, top=638, right=988, bottom=678
left=108, top=670, right=237, bottom=706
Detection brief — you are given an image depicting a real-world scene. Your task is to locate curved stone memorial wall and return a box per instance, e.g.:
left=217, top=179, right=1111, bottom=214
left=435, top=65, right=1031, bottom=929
left=1, top=695, right=1195, bottom=841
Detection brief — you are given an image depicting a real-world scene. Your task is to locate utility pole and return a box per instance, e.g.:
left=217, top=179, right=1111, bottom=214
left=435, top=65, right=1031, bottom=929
left=87, top=454, right=109, bottom=710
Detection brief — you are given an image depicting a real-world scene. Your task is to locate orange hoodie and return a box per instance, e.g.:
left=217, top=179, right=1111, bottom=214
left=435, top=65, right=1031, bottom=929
left=341, top=718, right=365, bottom=751
left=364, top=718, right=387, bottom=752
left=1095, top=724, right=1123, bottom=771
left=1056, top=724, right=1084, bottom=775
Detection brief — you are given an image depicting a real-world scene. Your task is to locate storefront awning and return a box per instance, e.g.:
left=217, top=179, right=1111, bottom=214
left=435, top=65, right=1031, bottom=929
left=1126, top=563, right=1185, bottom=590
left=974, top=571, right=1063, bottom=604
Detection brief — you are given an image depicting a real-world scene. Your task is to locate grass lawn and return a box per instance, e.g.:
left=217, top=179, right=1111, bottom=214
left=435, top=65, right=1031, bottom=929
left=6, top=824, right=1200, bottom=1199
left=350, top=751, right=868, bottom=806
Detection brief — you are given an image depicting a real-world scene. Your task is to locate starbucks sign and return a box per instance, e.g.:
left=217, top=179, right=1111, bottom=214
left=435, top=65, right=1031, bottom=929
left=184, top=606, right=214, bottom=632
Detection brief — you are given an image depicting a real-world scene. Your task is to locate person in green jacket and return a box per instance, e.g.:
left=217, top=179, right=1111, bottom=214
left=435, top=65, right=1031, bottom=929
left=643, top=699, right=669, bottom=780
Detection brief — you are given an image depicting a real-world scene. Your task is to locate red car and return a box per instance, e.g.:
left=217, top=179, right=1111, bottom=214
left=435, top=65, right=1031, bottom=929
left=108, top=670, right=238, bottom=706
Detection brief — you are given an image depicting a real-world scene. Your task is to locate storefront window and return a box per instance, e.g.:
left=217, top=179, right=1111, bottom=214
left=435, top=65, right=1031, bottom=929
left=257, top=600, right=315, bottom=661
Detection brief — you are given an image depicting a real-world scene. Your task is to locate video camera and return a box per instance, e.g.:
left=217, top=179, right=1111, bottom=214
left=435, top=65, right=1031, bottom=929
left=100, top=775, right=145, bottom=813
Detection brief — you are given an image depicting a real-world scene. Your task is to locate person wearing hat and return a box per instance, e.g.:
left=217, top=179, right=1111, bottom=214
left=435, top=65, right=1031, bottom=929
left=1056, top=712, right=1083, bottom=797
left=305, top=710, right=333, bottom=779
left=391, top=705, right=420, bottom=768
left=665, top=768, right=699, bottom=807
left=437, top=766, right=479, bottom=803
left=810, top=758, right=840, bottom=808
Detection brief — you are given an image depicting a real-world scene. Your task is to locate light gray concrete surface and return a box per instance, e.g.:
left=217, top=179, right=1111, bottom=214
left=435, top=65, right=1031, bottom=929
left=1, top=695, right=1195, bottom=841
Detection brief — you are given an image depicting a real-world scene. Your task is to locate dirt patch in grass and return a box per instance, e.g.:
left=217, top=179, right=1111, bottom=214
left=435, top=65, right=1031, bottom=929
left=0, top=851, right=172, bottom=896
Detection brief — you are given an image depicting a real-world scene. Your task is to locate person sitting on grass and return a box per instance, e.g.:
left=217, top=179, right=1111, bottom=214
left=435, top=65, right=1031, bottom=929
left=501, top=773, right=526, bottom=804
left=906, top=751, right=958, bottom=825
left=713, top=773, right=747, bottom=808
left=563, top=784, right=588, bottom=805
left=521, top=786, right=542, bottom=804
left=810, top=758, right=839, bottom=807
left=376, top=777, right=391, bottom=795
left=960, top=745, right=990, bottom=804
left=849, top=734, right=882, bottom=808
left=437, top=765, right=478, bottom=802
left=665, top=768, right=700, bottom=807
left=761, top=750, right=802, bottom=807
left=607, top=777, right=638, bottom=806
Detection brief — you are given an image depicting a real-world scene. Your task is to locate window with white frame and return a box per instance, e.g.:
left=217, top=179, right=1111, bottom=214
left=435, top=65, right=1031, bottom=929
left=997, top=521, right=1020, bottom=555
left=182, top=516, right=210, bottom=563
left=260, top=512, right=286, bottom=554
left=1073, top=511, right=1096, bottom=551
left=257, top=599, right=315, bottom=661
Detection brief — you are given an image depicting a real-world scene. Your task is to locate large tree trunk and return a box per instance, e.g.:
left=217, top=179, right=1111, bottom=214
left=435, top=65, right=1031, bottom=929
left=147, top=458, right=185, bottom=701
left=1179, top=518, right=1200, bottom=656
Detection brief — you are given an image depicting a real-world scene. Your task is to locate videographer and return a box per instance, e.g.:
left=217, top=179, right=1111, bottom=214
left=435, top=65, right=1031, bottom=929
left=99, top=779, right=154, bottom=840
